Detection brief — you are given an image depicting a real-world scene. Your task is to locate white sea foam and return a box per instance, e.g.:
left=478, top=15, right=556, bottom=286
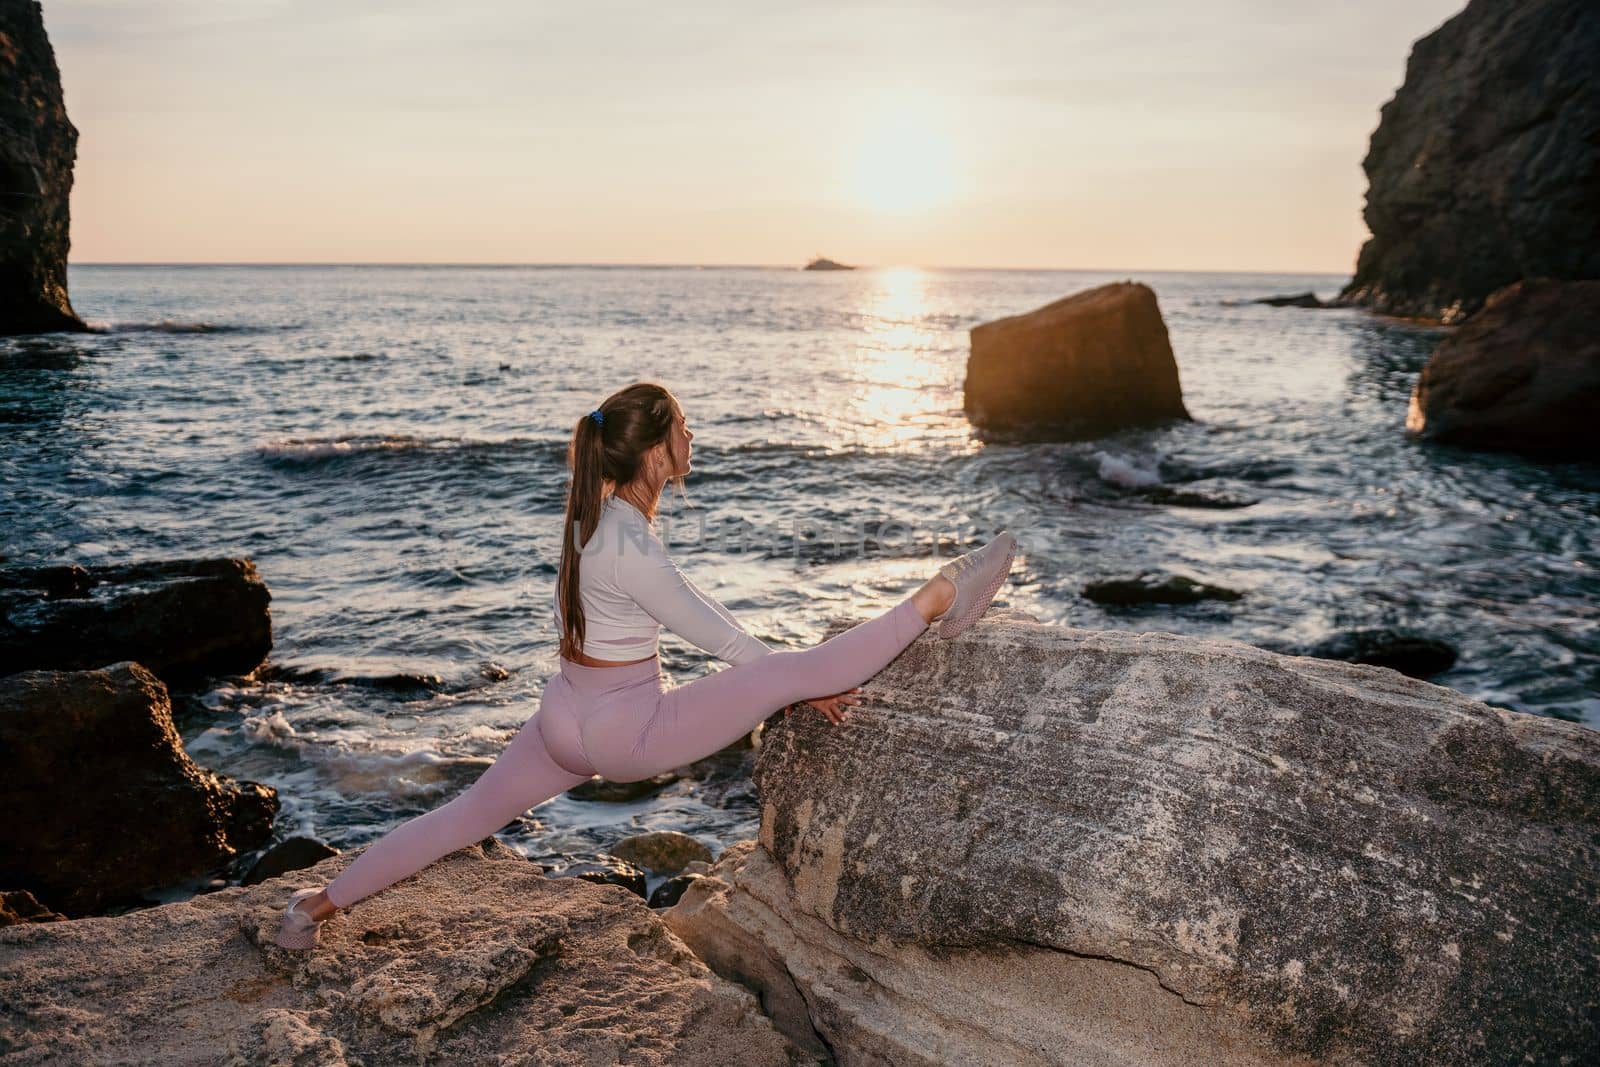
left=1093, top=450, right=1163, bottom=488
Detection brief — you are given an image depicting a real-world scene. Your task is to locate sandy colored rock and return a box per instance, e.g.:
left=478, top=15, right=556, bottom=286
left=0, top=662, right=277, bottom=916
left=0, top=841, right=811, bottom=1066
left=612, top=830, right=714, bottom=875
left=670, top=611, right=1598, bottom=1065
left=1404, top=279, right=1600, bottom=455
left=964, top=281, right=1191, bottom=441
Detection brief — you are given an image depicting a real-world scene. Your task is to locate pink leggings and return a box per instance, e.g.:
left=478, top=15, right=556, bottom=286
left=325, top=596, right=928, bottom=908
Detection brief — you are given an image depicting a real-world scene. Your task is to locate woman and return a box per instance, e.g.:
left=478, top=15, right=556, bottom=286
left=276, top=381, right=1016, bottom=949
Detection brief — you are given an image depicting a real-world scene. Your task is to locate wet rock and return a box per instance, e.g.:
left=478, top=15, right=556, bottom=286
left=1280, top=628, right=1459, bottom=680
left=0, top=0, right=88, bottom=335
left=965, top=281, right=1192, bottom=441
left=1251, top=292, right=1325, bottom=308
left=1139, top=483, right=1258, bottom=509
left=665, top=615, right=1599, bottom=1065
left=1082, top=570, right=1244, bottom=605
left=1404, top=279, right=1600, bottom=455
left=241, top=837, right=341, bottom=887
left=0, top=842, right=807, bottom=1065
left=1338, top=0, right=1600, bottom=322
left=0, top=662, right=278, bottom=916
left=648, top=873, right=702, bottom=910
left=611, top=830, right=713, bottom=875
left=552, top=857, right=648, bottom=899
left=567, top=771, right=681, bottom=803
left=0, top=558, right=273, bottom=685
left=0, top=890, right=64, bottom=926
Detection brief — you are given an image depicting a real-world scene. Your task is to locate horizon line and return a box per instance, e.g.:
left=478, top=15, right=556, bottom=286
left=70, top=260, right=1355, bottom=278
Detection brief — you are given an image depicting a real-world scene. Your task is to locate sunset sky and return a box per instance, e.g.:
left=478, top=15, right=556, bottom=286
left=53, top=0, right=1464, bottom=272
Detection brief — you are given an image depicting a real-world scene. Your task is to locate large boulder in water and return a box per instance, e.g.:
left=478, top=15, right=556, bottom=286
left=964, top=281, right=1191, bottom=441
left=1405, top=279, right=1600, bottom=455
left=0, top=0, right=87, bottom=335
left=1337, top=0, right=1600, bottom=322
left=0, top=662, right=278, bottom=916
left=0, top=842, right=807, bottom=1065
left=665, top=613, right=1599, bottom=1065
left=0, top=558, right=273, bottom=685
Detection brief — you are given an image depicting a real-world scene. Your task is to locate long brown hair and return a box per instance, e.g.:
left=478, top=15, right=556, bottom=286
left=557, top=381, right=686, bottom=661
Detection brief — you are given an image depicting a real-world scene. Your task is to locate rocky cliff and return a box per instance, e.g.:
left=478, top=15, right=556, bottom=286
left=0, top=0, right=85, bottom=335
left=1338, top=0, right=1600, bottom=322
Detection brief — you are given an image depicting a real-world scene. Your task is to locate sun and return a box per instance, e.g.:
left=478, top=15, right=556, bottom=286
left=849, top=109, right=959, bottom=217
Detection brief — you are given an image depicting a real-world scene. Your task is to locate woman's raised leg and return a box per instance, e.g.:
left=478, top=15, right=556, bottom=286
left=324, top=693, right=592, bottom=910
left=583, top=595, right=930, bottom=782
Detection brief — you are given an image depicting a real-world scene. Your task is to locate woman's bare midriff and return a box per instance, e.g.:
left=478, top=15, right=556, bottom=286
left=564, top=651, right=659, bottom=668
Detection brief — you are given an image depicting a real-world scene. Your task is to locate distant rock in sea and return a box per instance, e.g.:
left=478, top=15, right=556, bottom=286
left=1337, top=0, right=1600, bottom=322
left=802, top=257, right=854, bottom=271
left=1405, top=279, right=1600, bottom=455
left=0, top=0, right=86, bottom=334
left=1251, top=291, right=1326, bottom=308
left=964, top=281, right=1192, bottom=441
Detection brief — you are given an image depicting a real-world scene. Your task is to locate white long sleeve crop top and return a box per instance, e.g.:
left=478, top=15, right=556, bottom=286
left=552, top=495, right=774, bottom=666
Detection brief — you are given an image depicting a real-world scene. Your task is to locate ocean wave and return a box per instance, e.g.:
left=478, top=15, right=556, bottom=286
left=86, top=320, right=256, bottom=334
left=1093, top=450, right=1164, bottom=488
left=254, top=433, right=555, bottom=465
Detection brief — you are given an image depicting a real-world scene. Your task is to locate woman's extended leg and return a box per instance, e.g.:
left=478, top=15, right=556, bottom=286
left=583, top=595, right=931, bottom=782
left=323, top=696, right=591, bottom=910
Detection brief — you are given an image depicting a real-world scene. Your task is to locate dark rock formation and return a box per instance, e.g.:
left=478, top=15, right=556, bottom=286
left=568, top=771, right=681, bottom=803
left=648, top=873, right=702, bottom=910
left=1405, top=279, right=1600, bottom=454
left=241, top=836, right=340, bottom=887
left=1083, top=570, right=1244, bottom=605
left=0, top=0, right=86, bottom=334
left=1251, top=292, right=1326, bottom=308
left=965, top=282, right=1192, bottom=441
left=667, top=613, right=1600, bottom=1065
left=1268, top=628, right=1460, bottom=680
left=802, top=257, right=854, bottom=271
left=0, top=889, right=62, bottom=926
left=554, top=857, right=648, bottom=899
left=0, top=662, right=278, bottom=916
left=1338, top=0, right=1600, bottom=322
left=0, top=558, right=273, bottom=684
left=0, top=843, right=807, bottom=1065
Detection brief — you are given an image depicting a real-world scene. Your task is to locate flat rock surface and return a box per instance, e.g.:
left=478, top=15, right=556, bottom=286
left=0, top=842, right=808, bottom=1066
left=734, top=614, right=1598, bottom=1064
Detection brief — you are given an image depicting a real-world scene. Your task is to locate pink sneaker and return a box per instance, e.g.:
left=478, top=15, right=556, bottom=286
left=936, top=531, right=1018, bottom=639
left=274, top=888, right=325, bottom=950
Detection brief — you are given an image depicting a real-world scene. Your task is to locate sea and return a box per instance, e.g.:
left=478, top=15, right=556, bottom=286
left=4, top=264, right=1596, bottom=900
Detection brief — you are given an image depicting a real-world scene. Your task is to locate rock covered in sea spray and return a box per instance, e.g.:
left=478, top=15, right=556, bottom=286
left=666, top=613, right=1600, bottom=1065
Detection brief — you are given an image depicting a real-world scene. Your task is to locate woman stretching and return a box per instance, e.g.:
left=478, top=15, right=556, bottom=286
left=276, top=381, right=1017, bottom=949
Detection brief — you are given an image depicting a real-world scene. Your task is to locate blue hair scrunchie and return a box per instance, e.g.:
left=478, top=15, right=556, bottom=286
left=589, top=409, right=604, bottom=427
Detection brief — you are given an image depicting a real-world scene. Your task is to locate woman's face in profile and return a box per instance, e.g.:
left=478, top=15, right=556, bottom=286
left=661, top=406, right=693, bottom=478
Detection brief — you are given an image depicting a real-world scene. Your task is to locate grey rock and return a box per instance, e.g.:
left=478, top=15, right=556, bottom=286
left=1338, top=0, right=1600, bottom=322
left=1251, top=292, right=1326, bottom=308
left=670, top=614, right=1599, bottom=1065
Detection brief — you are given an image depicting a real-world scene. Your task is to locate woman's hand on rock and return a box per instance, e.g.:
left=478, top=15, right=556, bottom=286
left=784, top=687, right=862, bottom=725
